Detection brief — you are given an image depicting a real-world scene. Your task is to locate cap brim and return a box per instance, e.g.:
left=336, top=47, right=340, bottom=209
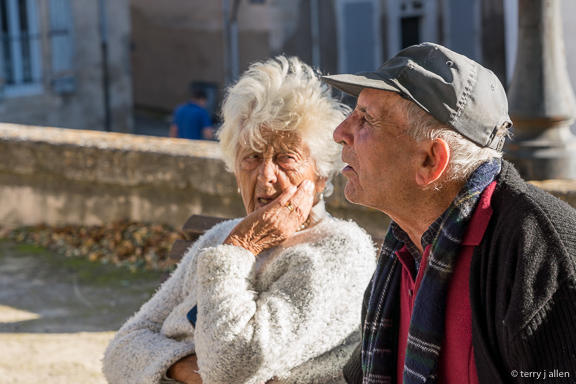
left=321, top=73, right=401, bottom=98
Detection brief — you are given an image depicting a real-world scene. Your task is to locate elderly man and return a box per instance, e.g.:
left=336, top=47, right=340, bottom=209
left=322, top=42, right=576, bottom=383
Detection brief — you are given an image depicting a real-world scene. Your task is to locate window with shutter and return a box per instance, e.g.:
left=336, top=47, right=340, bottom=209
left=48, top=0, right=75, bottom=93
left=385, top=0, right=438, bottom=60
left=336, top=0, right=381, bottom=74
left=0, top=0, right=42, bottom=97
left=442, top=0, right=480, bottom=61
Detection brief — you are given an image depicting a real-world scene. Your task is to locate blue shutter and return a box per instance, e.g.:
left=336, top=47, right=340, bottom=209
left=0, top=2, right=5, bottom=98
left=447, top=0, right=477, bottom=60
left=344, top=2, right=376, bottom=73
left=0, top=0, right=42, bottom=97
left=49, top=0, right=75, bottom=93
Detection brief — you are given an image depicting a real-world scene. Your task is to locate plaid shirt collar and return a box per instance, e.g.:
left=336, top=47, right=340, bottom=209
left=391, top=214, right=444, bottom=264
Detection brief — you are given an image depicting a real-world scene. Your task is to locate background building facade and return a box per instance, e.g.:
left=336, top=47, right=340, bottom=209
left=130, top=0, right=576, bottom=134
left=2, top=1, right=574, bottom=134
left=0, top=0, right=133, bottom=132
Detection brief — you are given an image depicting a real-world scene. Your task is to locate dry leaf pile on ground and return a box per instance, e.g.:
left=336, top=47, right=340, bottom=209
left=0, top=220, right=185, bottom=271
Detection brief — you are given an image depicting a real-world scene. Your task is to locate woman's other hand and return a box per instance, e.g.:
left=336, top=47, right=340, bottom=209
left=167, top=354, right=202, bottom=384
left=224, top=179, right=315, bottom=255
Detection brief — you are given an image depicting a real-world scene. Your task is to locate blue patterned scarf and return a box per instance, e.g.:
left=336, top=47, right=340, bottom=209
left=361, top=159, right=501, bottom=384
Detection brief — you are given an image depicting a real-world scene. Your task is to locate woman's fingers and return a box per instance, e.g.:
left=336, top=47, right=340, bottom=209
left=287, top=180, right=314, bottom=219
left=277, top=171, right=292, bottom=192
left=275, top=185, right=298, bottom=208
left=272, top=179, right=314, bottom=227
left=224, top=179, right=316, bottom=255
left=290, top=180, right=315, bottom=205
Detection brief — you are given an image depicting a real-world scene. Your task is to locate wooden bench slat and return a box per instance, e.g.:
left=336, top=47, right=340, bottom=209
left=169, top=239, right=195, bottom=261
left=182, top=215, right=229, bottom=239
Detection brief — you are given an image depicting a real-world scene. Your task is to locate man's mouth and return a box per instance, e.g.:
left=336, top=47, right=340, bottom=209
left=341, top=156, right=353, bottom=170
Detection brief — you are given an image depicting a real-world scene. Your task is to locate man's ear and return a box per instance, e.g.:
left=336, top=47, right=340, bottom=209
left=415, top=138, right=450, bottom=187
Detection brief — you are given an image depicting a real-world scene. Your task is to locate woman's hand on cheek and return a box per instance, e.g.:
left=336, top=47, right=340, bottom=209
left=223, top=179, right=315, bottom=255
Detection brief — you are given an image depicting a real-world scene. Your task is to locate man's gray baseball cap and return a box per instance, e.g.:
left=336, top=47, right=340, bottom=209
left=321, top=42, right=512, bottom=151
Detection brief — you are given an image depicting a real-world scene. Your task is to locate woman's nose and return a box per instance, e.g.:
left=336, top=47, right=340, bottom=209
left=257, top=159, right=278, bottom=184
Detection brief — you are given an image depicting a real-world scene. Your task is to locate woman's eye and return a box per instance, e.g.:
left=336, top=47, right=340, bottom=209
left=277, top=155, right=297, bottom=169
left=278, top=155, right=295, bottom=162
left=244, top=154, right=260, bottom=161
left=240, top=154, right=260, bottom=170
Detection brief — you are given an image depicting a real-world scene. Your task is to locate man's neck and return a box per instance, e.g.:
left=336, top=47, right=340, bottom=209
left=389, top=181, right=464, bottom=254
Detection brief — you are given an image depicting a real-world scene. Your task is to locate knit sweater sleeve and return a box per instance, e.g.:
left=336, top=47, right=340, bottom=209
left=193, top=220, right=376, bottom=384
left=502, top=202, right=576, bottom=382
left=472, top=176, right=576, bottom=384
left=102, top=223, right=231, bottom=384
left=508, top=281, right=576, bottom=382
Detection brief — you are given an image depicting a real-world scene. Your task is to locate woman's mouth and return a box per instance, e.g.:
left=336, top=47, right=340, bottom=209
left=257, top=197, right=274, bottom=206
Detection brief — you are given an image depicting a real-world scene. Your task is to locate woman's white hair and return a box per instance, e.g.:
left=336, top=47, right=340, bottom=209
left=218, top=55, right=350, bottom=196
left=402, top=99, right=510, bottom=183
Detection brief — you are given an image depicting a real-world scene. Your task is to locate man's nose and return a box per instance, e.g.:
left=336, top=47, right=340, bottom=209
left=333, top=114, right=354, bottom=146
left=257, top=158, right=278, bottom=184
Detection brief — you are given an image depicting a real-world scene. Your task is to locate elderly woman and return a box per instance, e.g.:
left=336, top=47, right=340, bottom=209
left=102, top=56, right=376, bottom=384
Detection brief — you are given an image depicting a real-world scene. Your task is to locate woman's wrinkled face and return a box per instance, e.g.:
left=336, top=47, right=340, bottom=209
left=235, top=129, right=326, bottom=215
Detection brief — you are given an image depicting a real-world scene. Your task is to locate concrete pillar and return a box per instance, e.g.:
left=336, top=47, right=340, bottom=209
left=505, top=0, right=576, bottom=180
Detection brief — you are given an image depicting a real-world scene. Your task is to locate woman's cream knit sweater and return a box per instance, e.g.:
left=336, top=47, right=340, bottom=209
left=102, top=206, right=376, bottom=384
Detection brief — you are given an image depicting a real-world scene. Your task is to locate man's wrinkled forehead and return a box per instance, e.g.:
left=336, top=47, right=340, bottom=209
left=355, top=88, right=409, bottom=123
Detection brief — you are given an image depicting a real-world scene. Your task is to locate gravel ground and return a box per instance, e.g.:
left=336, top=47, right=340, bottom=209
left=0, top=332, right=114, bottom=384
left=0, top=239, right=165, bottom=384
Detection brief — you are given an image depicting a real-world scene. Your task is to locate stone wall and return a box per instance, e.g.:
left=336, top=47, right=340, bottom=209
left=3, top=123, right=576, bottom=240
left=0, top=124, right=390, bottom=238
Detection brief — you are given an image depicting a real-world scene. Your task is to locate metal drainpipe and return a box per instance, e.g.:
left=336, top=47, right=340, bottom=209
left=222, top=0, right=231, bottom=85
left=505, top=0, right=576, bottom=179
left=222, top=0, right=240, bottom=86
left=310, top=0, right=320, bottom=68
left=98, top=0, right=112, bottom=132
left=230, top=0, right=240, bottom=80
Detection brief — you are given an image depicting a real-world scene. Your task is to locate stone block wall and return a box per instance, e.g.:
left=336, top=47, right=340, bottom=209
left=0, top=124, right=390, bottom=238
left=3, top=123, right=576, bottom=240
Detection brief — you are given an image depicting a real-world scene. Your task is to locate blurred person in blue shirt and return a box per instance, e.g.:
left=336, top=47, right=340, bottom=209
left=170, top=85, right=214, bottom=140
